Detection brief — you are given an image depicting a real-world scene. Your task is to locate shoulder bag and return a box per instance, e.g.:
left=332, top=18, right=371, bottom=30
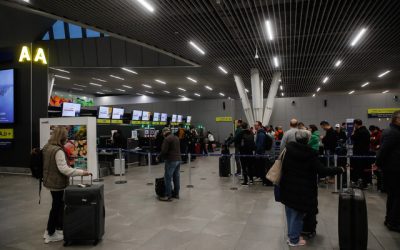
left=266, top=148, right=286, bottom=185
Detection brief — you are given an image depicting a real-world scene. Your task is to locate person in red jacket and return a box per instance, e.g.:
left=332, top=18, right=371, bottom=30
left=369, top=125, right=382, bottom=151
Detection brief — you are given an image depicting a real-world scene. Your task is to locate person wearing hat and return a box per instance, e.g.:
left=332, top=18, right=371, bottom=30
left=158, top=127, right=182, bottom=201
left=334, top=123, right=347, bottom=146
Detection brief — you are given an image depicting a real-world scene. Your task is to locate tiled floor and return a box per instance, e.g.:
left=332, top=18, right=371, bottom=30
left=0, top=155, right=399, bottom=250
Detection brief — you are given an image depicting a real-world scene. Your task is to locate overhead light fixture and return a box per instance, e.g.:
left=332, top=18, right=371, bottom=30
left=219, top=92, right=225, bottom=96
left=348, top=90, right=355, bottom=95
left=89, top=82, right=102, bottom=87
left=322, top=77, right=329, bottom=83
left=335, top=60, right=342, bottom=67
left=316, top=87, right=321, bottom=92
left=382, top=90, right=389, bottom=94
left=92, top=77, right=107, bottom=82
left=179, top=95, right=186, bottom=98
left=245, top=88, right=249, bottom=93
left=350, top=28, right=367, bottom=47
left=178, top=87, right=186, bottom=92
left=163, top=90, right=170, bottom=94
left=254, top=48, right=259, bottom=59
left=312, top=94, right=316, bottom=97
left=142, top=84, right=152, bottom=88
left=49, top=67, right=70, bottom=73
left=73, top=84, right=87, bottom=88
left=121, top=68, right=138, bottom=74
left=378, top=70, right=391, bottom=78
left=155, top=79, right=166, bottom=84
left=218, top=66, right=228, bottom=74
left=279, top=79, right=282, bottom=82
left=110, top=75, right=124, bottom=80
left=115, top=88, right=126, bottom=92
left=186, top=77, right=197, bottom=83
left=122, top=85, right=132, bottom=89
left=145, top=90, right=154, bottom=94
left=273, top=56, right=279, bottom=68
left=265, top=20, right=274, bottom=41
left=281, top=92, right=285, bottom=97
left=361, top=82, right=369, bottom=87
left=71, top=88, right=83, bottom=91
left=205, top=85, right=213, bottom=91
left=280, top=85, right=283, bottom=91
left=189, top=41, right=205, bottom=55
left=55, top=75, right=70, bottom=80
left=137, top=0, right=154, bottom=12
left=194, top=93, right=201, bottom=97
left=96, top=92, right=104, bottom=95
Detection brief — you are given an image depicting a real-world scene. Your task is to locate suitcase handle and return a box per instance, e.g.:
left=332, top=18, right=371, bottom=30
left=71, top=173, right=93, bottom=186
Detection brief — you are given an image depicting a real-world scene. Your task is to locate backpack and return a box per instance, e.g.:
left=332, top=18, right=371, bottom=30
left=30, top=148, right=44, bottom=204
left=241, top=132, right=255, bottom=152
left=264, top=133, right=273, bottom=151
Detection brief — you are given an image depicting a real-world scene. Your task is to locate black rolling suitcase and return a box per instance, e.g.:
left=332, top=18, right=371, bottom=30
left=155, top=177, right=165, bottom=197
left=338, top=188, right=368, bottom=250
left=64, top=176, right=105, bottom=246
left=219, top=156, right=231, bottom=177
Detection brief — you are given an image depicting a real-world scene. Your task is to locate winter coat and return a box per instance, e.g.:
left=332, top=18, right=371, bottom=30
left=308, top=131, right=320, bottom=152
left=351, top=126, right=370, bottom=155
left=376, top=123, right=400, bottom=174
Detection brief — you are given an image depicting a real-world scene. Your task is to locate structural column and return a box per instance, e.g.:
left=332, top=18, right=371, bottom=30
left=262, top=72, right=281, bottom=125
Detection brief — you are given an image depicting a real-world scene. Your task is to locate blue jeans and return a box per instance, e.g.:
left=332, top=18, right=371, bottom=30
left=285, top=206, right=305, bottom=244
left=164, top=161, right=181, bottom=197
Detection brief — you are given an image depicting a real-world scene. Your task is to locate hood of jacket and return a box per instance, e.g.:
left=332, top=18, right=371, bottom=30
left=285, top=141, right=317, bottom=160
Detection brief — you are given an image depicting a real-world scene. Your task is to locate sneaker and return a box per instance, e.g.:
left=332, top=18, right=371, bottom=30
left=56, top=230, right=63, bottom=237
left=241, top=182, right=248, bottom=186
left=158, top=196, right=172, bottom=202
left=301, top=231, right=316, bottom=239
left=172, top=195, right=180, bottom=199
left=249, top=180, right=254, bottom=185
left=288, top=238, right=306, bottom=247
left=43, top=230, right=49, bottom=239
left=44, top=232, right=63, bottom=243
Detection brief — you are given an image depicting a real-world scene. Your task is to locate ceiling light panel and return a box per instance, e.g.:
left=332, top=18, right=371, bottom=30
left=163, top=90, right=170, bottom=94
left=92, top=78, right=107, bottom=82
left=245, top=88, right=249, bottom=93
left=350, top=28, right=367, bottom=47
left=382, top=90, right=389, bottom=93
left=116, top=88, right=126, bottom=92
left=361, top=82, right=369, bottom=87
left=334, top=60, right=342, bottom=67
left=89, top=82, right=102, bottom=87
left=178, top=87, right=186, bottom=92
left=189, top=41, right=206, bottom=55
left=71, top=88, right=83, bottom=91
left=186, top=77, right=197, bottom=83
left=218, top=66, right=228, bottom=74
left=110, top=75, right=124, bottom=80
left=322, top=77, right=329, bottom=83
left=142, top=84, right=152, bottom=88
left=205, top=86, right=213, bottom=91
left=316, top=87, right=321, bottom=92
left=219, top=92, right=225, bottom=96
left=96, top=92, right=104, bottom=95
left=155, top=79, right=166, bottom=84
left=55, top=75, right=70, bottom=80
left=194, top=93, right=201, bottom=97
left=49, top=67, right=70, bottom=73
left=137, top=0, right=154, bottom=12
left=121, top=67, right=138, bottom=74
left=378, top=70, right=391, bottom=78
left=145, top=90, right=154, bottom=94
left=273, top=56, right=279, bottom=68
left=74, top=84, right=87, bottom=88
left=265, top=20, right=274, bottom=41
left=122, top=85, right=132, bottom=88
left=348, top=90, right=355, bottom=94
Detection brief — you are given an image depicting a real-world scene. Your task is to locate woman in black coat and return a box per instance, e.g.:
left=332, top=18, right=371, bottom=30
left=280, top=130, right=344, bottom=247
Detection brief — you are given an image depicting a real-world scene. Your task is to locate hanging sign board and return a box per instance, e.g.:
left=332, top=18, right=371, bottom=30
left=216, top=117, right=233, bottom=122
left=0, top=128, right=14, bottom=139
left=368, top=108, right=400, bottom=118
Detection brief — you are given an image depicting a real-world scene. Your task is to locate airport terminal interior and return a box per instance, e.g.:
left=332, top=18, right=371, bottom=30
left=0, top=0, right=400, bottom=249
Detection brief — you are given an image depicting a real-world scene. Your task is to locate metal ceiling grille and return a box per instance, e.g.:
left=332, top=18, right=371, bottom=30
left=7, top=0, right=400, bottom=97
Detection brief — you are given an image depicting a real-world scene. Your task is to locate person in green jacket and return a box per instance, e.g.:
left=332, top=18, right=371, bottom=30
left=308, top=125, right=320, bottom=152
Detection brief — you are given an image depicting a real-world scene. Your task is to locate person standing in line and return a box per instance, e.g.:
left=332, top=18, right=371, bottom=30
left=376, top=111, right=400, bottom=232
left=254, top=121, right=272, bottom=186
left=207, top=131, right=215, bottom=152
left=274, top=126, right=284, bottom=141
left=334, top=123, right=347, bottom=146
left=42, top=126, right=91, bottom=243
left=351, top=119, right=371, bottom=188
left=298, top=122, right=306, bottom=130
left=239, top=122, right=256, bottom=186
left=158, top=127, right=182, bottom=201
left=369, top=125, right=382, bottom=151
left=280, top=119, right=299, bottom=150
left=231, top=119, right=243, bottom=175
left=319, top=121, right=337, bottom=155
left=308, top=125, right=320, bottom=152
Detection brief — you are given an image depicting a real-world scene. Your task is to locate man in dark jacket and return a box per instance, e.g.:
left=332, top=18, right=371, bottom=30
left=376, top=111, right=400, bottom=232
left=320, top=121, right=337, bottom=154
left=280, top=130, right=344, bottom=246
left=230, top=120, right=243, bottom=175
left=254, top=121, right=272, bottom=186
left=158, top=127, right=182, bottom=201
left=351, top=119, right=371, bottom=187
left=239, top=122, right=255, bottom=185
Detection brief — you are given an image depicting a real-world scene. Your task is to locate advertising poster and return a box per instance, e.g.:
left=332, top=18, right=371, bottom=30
left=50, top=125, right=88, bottom=170
left=0, top=69, right=14, bottom=123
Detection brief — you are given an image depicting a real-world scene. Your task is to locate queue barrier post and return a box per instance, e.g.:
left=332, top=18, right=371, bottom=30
left=332, top=154, right=339, bottom=194
left=230, top=153, right=238, bottom=190
left=93, top=151, right=103, bottom=182
left=146, top=152, right=153, bottom=185
left=346, top=155, right=351, bottom=188
left=115, top=148, right=127, bottom=184
left=187, top=153, right=194, bottom=188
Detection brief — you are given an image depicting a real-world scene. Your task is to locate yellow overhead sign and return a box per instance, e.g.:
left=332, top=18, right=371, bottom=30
left=216, top=117, right=233, bottom=122
left=18, top=46, right=47, bottom=64
left=0, top=129, right=14, bottom=139
left=97, top=119, right=111, bottom=124
left=368, top=108, right=400, bottom=118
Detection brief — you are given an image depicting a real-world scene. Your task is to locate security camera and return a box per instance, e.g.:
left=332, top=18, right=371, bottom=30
left=394, top=95, right=399, bottom=102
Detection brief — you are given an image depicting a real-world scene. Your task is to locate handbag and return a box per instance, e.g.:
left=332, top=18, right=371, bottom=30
left=266, top=148, right=286, bottom=185
left=273, top=185, right=281, bottom=202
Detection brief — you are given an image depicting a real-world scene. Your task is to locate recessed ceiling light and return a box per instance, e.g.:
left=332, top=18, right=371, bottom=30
left=265, top=20, right=274, bottom=41
left=219, top=92, right=225, bottom=96
left=312, top=94, right=316, bottom=97
left=102, top=89, right=112, bottom=92
left=382, top=90, right=389, bottom=94
left=89, top=82, right=102, bottom=87
left=205, top=85, right=213, bottom=91
left=178, top=87, right=186, bottom=92
left=145, top=90, right=154, bottom=94
left=49, top=67, right=70, bottom=73
left=92, top=77, right=107, bottom=82
left=71, top=88, right=83, bottom=91
left=115, top=88, right=126, bottom=92
left=121, top=68, right=138, bottom=74
left=179, top=95, right=186, bottom=98
left=218, top=66, right=228, bottom=74
left=335, top=60, right=342, bottom=67
left=350, top=28, right=367, bottom=47
left=186, top=77, right=197, bottom=83
left=245, top=88, right=249, bottom=93
left=322, top=77, right=329, bottom=83
left=280, top=85, right=283, bottom=91
left=155, top=79, right=166, bottom=84
left=142, top=84, right=152, bottom=88
left=194, top=93, right=201, bottom=97
left=316, top=87, right=321, bottom=92
left=55, top=75, right=70, bottom=80
left=122, top=85, right=132, bottom=89
left=361, top=82, right=369, bottom=87
left=137, top=0, right=155, bottom=12
left=348, top=90, right=355, bottom=95
left=378, top=70, right=391, bottom=78
left=189, top=41, right=206, bottom=55
left=163, top=90, right=170, bottom=94
left=110, top=75, right=124, bottom=80
left=281, top=92, right=285, bottom=97
left=73, top=84, right=87, bottom=88
left=279, top=79, right=282, bottom=82
left=273, top=56, right=279, bottom=68
left=96, top=92, right=104, bottom=95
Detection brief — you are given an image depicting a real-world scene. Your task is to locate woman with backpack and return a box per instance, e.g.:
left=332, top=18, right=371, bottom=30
left=42, top=126, right=91, bottom=243
left=239, top=122, right=256, bottom=185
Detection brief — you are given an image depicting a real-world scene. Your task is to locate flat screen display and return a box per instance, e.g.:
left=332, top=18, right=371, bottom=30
left=62, top=103, right=81, bottom=117
left=142, top=111, right=151, bottom=121
left=112, top=108, right=124, bottom=120
left=98, top=106, right=112, bottom=119
left=0, top=69, right=14, bottom=123
left=177, top=115, right=183, bottom=123
left=171, top=114, right=177, bottom=123
left=161, top=113, right=168, bottom=122
left=153, top=112, right=160, bottom=122
left=132, top=110, right=142, bottom=121
left=187, top=116, right=192, bottom=123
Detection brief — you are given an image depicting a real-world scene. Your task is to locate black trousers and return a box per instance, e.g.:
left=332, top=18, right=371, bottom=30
left=385, top=174, right=400, bottom=225
left=241, top=156, right=254, bottom=183
left=47, top=190, right=64, bottom=235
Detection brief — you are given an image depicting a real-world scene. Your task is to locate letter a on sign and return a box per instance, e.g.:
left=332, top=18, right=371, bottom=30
left=34, top=48, right=47, bottom=64
left=18, top=46, right=31, bottom=62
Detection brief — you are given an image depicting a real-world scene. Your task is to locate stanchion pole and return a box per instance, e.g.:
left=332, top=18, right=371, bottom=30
left=230, top=153, right=238, bottom=190
left=115, top=148, right=127, bottom=184
left=332, top=154, right=339, bottom=194
left=93, top=151, right=103, bottom=182
left=346, top=155, right=351, bottom=189
left=326, top=152, right=330, bottom=190
left=187, top=153, right=194, bottom=188
left=146, top=152, right=153, bottom=185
